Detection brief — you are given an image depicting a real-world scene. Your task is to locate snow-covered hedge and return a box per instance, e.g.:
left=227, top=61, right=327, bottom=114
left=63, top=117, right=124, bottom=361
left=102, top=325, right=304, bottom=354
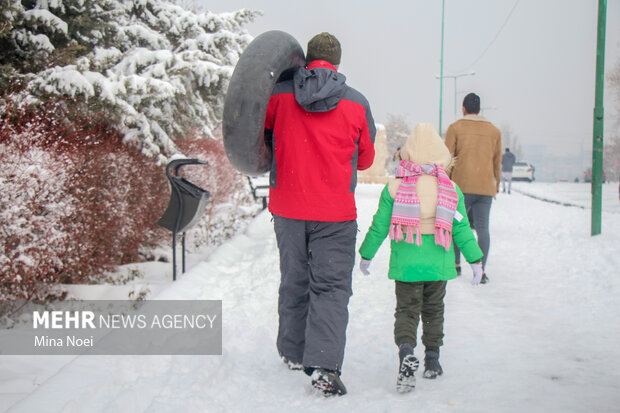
left=0, top=1, right=262, bottom=303
left=0, top=97, right=168, bottom=301
left=175, top=131, right=256, bottom=248
left=0, top=94, right=260, bottom=303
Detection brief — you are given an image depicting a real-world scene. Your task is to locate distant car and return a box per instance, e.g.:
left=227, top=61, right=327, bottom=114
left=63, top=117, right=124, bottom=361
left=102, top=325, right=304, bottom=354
left=512, top=162, right=535, bottom=182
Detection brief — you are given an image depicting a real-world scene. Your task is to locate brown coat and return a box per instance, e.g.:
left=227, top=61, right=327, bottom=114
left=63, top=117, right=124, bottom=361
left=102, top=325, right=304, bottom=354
left=444, top=115, right=502, bottom=196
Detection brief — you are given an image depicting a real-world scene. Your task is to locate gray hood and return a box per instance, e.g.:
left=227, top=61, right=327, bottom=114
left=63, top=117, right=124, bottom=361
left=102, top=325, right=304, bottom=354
left=293, top=67, right=347, bottom=112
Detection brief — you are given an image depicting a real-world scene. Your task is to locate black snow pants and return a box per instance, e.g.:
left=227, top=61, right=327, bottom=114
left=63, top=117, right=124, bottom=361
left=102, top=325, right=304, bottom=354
left=273, top=215, right=357, bottom=373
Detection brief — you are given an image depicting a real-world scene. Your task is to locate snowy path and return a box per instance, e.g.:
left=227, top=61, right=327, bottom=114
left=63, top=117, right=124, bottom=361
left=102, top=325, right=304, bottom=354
left=2, top=183, right=620, bottom=412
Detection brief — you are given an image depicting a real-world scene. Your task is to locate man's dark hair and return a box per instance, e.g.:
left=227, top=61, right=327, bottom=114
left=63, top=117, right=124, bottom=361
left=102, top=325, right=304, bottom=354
left=505, top=148, right=510, bottom=152
left=463, top=93, right=480, bottom=114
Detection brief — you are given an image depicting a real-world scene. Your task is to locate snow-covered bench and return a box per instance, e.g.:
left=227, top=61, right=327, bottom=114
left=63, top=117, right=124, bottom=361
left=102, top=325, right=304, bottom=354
left=247, top=175, right=269, bottom=210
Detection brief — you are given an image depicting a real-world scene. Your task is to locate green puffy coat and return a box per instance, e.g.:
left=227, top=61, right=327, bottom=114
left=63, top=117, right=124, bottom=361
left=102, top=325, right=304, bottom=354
left=359, top=184, right=483, bottom=282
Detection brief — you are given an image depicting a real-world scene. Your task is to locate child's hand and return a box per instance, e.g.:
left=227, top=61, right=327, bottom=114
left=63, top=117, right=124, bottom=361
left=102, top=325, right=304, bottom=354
left=359, top=258, right=371, bottom=276
left=470, top=262, right=483, bottom=285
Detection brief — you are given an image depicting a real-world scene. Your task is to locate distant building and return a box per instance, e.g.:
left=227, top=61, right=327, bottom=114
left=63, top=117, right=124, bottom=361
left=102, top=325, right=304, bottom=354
left=358, top=124, right=389, bottom=184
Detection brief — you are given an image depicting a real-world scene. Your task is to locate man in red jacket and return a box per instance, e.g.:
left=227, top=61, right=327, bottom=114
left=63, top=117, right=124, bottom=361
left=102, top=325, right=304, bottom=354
left=265, top=32, right=375, bottom=396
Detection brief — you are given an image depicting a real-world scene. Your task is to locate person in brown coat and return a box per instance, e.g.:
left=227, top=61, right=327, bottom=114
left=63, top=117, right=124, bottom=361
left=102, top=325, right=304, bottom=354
left=444, top=93, right=501, bottom=284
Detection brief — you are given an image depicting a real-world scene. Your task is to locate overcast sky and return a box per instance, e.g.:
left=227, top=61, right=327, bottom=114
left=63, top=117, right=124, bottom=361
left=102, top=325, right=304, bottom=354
left=197, top=0, right=620, bottom=159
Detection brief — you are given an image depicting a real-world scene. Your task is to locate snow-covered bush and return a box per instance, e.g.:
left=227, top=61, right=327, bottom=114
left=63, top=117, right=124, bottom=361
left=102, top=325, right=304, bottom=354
left=0, top=96, right=168, bottom=300
left=0, top=1, right=263, bottom=302
left=174, top=131, right=256, bottom=248
left=0, top=108, right=74, bottom=300
left=1, top=0, right=259, bottom=161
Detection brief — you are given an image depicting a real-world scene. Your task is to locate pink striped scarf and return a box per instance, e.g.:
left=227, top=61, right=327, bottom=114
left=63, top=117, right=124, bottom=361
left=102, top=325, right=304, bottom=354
left=389, top=161, right=459, bottom=251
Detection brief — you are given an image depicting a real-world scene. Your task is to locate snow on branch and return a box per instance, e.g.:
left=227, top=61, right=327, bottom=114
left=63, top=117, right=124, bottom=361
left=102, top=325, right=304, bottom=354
left=12, top=29, right=55, bottom=53
left=23, top=9, right=68, bottom=36
left=30, top=66, right=95, bottom=97
left=15, top=0, right=260, bottom=159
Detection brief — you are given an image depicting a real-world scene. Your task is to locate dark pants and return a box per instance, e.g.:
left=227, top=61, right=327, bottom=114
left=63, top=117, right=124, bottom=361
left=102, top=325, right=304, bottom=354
left=394, top=280, right=447, bottom=351
left=454, top=193, right=492, bottom=269
left=273, top=215, right=357, bottom=372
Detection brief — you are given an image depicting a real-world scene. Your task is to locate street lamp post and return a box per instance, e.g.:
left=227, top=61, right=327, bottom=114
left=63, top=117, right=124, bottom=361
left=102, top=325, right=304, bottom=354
left=591, top=0, right=607, bottom=236
left=438, top=0, right=445, bottom=135
left=452, top=72, right=475, bottom=119
left=435, top=71, right=476, bottom=122
left=480, top=106, right=499, bottom=116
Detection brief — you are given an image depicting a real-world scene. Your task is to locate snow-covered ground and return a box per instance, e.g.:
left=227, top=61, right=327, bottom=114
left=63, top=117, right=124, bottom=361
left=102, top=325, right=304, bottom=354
left=1, top=182, right=619, bottom=413
left=511, top=181, right=619, bottom=211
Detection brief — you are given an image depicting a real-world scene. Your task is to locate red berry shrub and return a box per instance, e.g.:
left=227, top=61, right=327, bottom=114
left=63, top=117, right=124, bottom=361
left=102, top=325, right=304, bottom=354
left=174, top=130, right=255, bottom=247
left=175, top=129, right=238, bottom=206
left=0, top=97, right=168, bottom=301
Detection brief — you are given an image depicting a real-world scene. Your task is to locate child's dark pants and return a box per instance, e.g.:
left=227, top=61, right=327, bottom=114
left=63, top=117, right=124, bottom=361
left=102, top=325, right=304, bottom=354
left=394, top=280, right=447, bottom=351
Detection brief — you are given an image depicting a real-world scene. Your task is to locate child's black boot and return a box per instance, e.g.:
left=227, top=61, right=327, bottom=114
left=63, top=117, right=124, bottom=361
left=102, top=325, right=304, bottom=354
left=396, top=343, right=419, bottom=393
left=423, top=349, right=443, bottom=379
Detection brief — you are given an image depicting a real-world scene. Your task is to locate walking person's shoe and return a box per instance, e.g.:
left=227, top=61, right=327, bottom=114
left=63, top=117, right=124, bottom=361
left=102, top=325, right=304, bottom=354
left=396, top=343, right=419, bottom=393
left=281, top=356, right=303, bottom=371
left=455, top=264, right=461, bottom=276
left=480, top=272, right=490, bottom=284
left=310, top=369, right=347, bottom=396
left=423, top=349, right=443, bottom=379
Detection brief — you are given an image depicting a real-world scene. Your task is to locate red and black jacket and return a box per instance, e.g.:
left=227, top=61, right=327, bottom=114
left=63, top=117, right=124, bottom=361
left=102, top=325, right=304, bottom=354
left=265, top=60, right=376, bottom=221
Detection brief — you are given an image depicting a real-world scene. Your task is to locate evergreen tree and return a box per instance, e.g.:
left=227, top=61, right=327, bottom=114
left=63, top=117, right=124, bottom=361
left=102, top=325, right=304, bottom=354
left=500, top=123, right=522, bottom=161
left=606, top=58, right=620, bottom=181
left=384, top=114, right=412, bottom=172
left=2, top=0, right=259, bottom=160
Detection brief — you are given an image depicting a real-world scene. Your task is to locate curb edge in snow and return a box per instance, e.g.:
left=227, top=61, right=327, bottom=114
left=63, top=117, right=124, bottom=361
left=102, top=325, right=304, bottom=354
left=511, top=188, right=586, bottom=210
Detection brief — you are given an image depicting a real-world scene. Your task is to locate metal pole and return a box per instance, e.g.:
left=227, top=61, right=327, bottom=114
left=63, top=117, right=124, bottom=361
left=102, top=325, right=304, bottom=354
left=182, top=232, right=186, bottom=274
left=439, top=0, right=445, bottom=135
left=172, top=232, right=177, bottom=281
left=591, top=0, right=606, bottom=236
left=181, top=232, right=185, bottom=274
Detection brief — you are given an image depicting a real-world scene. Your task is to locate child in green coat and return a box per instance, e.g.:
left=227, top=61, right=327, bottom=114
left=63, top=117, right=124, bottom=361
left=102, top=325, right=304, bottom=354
left=358, top=123, right=483, bottom=393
